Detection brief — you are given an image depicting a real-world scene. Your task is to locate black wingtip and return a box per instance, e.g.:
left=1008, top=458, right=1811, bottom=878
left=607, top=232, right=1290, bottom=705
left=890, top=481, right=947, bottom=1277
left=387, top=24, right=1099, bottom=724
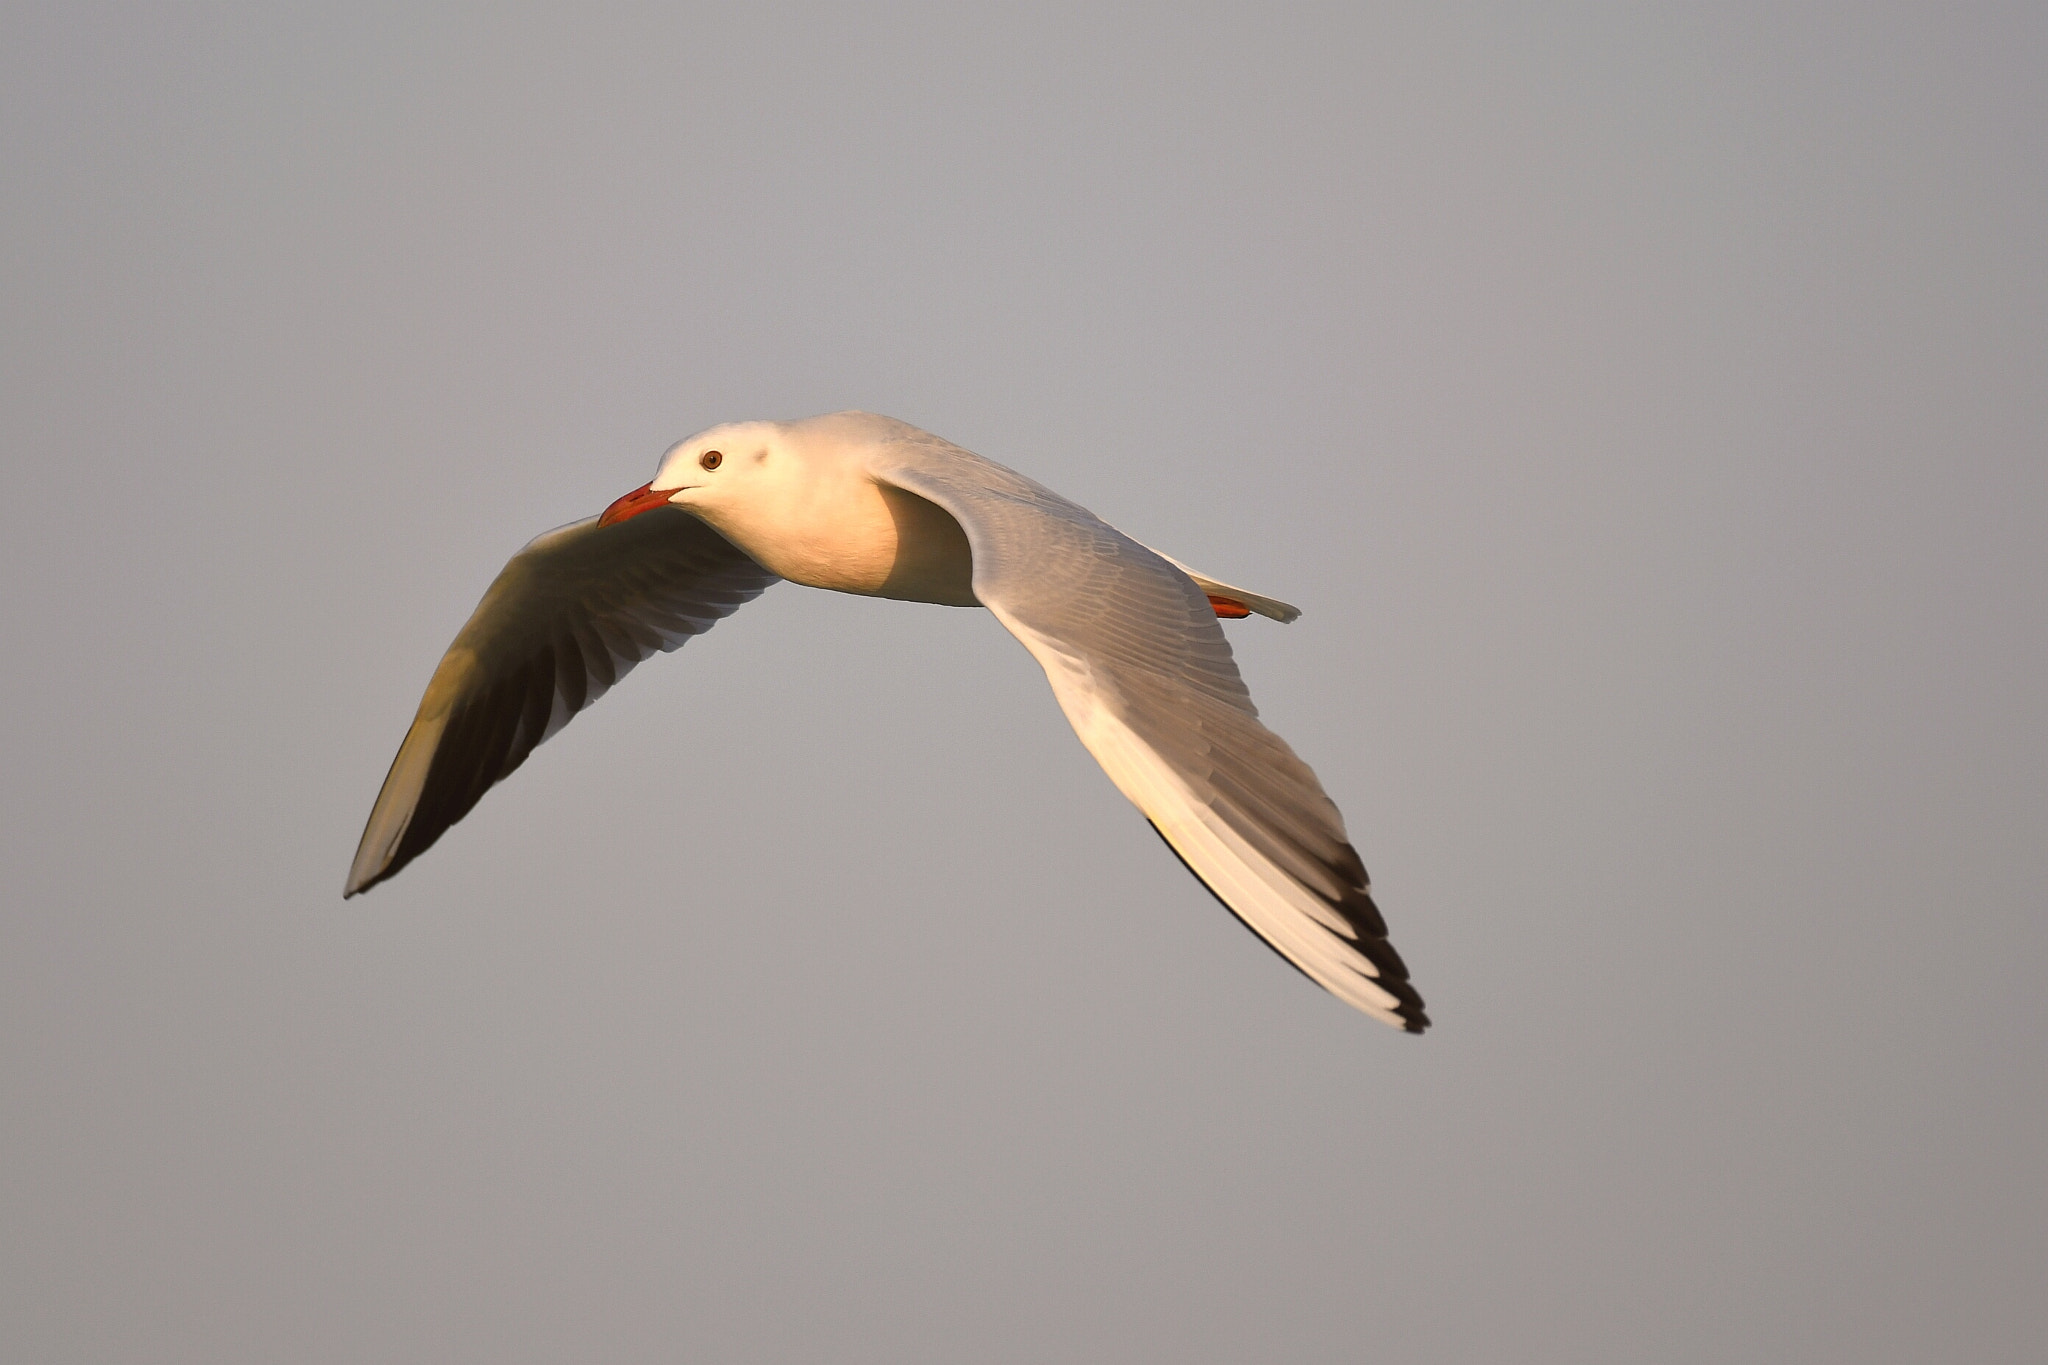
left=1145, top=820, right=1431, bottom=1032
left=341, top=864, right=389, bottom=900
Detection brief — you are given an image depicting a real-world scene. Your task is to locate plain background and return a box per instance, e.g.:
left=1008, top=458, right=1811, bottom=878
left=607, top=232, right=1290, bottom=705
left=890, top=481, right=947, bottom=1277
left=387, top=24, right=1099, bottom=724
left=4, top=5, right=2043, bottom=1362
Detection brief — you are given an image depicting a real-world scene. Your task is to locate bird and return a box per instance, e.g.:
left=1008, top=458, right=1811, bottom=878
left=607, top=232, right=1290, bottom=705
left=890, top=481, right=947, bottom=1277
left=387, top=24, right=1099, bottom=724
left=345, top=412, right=1427, bottom=1031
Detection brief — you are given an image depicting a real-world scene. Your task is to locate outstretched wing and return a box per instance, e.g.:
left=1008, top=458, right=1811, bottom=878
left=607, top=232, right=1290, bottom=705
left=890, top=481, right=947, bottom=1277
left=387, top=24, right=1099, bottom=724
left=345, top=507, right=778, bottom=897
left=866, top=430, right=1426, bottom=1031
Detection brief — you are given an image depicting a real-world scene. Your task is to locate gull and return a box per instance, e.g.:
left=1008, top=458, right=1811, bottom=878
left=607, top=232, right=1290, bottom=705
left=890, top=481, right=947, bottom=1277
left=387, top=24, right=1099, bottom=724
left=346, top=412, right=1427, bottom=1031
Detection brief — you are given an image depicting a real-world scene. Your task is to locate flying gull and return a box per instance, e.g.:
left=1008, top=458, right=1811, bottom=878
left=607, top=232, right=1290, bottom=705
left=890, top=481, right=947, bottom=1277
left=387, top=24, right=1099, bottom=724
left=346, top=412, right=1427, bottom=1031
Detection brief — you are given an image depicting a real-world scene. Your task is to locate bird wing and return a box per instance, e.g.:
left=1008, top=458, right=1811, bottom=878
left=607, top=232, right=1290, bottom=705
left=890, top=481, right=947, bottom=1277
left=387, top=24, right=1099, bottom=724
left=866, top=430, right=1426, bottom=1031
left=345, top=507, right=779, bottom=897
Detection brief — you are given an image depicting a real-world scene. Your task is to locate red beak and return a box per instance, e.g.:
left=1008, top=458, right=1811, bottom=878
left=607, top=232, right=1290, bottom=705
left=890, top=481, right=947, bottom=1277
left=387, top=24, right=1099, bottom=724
left=598, top=482, right=675, bottom=528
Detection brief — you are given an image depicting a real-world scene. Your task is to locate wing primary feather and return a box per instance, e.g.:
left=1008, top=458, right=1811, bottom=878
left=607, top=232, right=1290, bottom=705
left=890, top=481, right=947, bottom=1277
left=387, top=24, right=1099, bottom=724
left=1146, top=819, right=1324, bottom=987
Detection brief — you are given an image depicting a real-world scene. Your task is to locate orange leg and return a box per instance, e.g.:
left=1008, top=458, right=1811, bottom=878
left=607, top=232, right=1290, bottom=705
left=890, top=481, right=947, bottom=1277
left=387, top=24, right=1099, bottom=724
left=1208, top=595, right=1251, bottom=619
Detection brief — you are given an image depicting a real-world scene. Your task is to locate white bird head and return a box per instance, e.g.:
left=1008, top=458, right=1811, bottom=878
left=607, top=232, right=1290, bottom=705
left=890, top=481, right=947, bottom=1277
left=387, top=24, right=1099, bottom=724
left=595, top=413, right=930, bottom=595
left=598, top=420, right=793, bottom=529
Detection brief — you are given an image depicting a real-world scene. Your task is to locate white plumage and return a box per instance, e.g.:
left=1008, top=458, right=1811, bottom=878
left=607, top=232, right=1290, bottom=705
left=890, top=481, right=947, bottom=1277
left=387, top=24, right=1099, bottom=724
left=347, top=412, right=1427, bottom=1031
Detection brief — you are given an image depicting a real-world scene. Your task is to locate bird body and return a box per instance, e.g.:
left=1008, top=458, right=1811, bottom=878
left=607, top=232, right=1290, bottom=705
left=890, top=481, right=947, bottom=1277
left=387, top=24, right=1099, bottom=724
left=348, top=412, right=1429, bottom=1031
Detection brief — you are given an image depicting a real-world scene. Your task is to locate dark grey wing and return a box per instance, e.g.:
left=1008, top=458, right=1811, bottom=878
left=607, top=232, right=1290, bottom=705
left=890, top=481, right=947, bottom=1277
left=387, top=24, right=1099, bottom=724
left=344, top=507, right=778, bottom=897
left=865, top=428, right=1426, bottom=1031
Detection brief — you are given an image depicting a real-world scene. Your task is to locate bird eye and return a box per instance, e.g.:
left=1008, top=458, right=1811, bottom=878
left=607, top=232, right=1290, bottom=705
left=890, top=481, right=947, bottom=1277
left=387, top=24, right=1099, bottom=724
left=699, top=450, right=723, bottom=471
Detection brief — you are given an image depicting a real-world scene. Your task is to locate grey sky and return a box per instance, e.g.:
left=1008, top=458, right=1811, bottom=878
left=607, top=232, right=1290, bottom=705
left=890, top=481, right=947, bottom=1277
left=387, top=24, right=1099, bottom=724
left=3, top=4, right=2043, bottom=1362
